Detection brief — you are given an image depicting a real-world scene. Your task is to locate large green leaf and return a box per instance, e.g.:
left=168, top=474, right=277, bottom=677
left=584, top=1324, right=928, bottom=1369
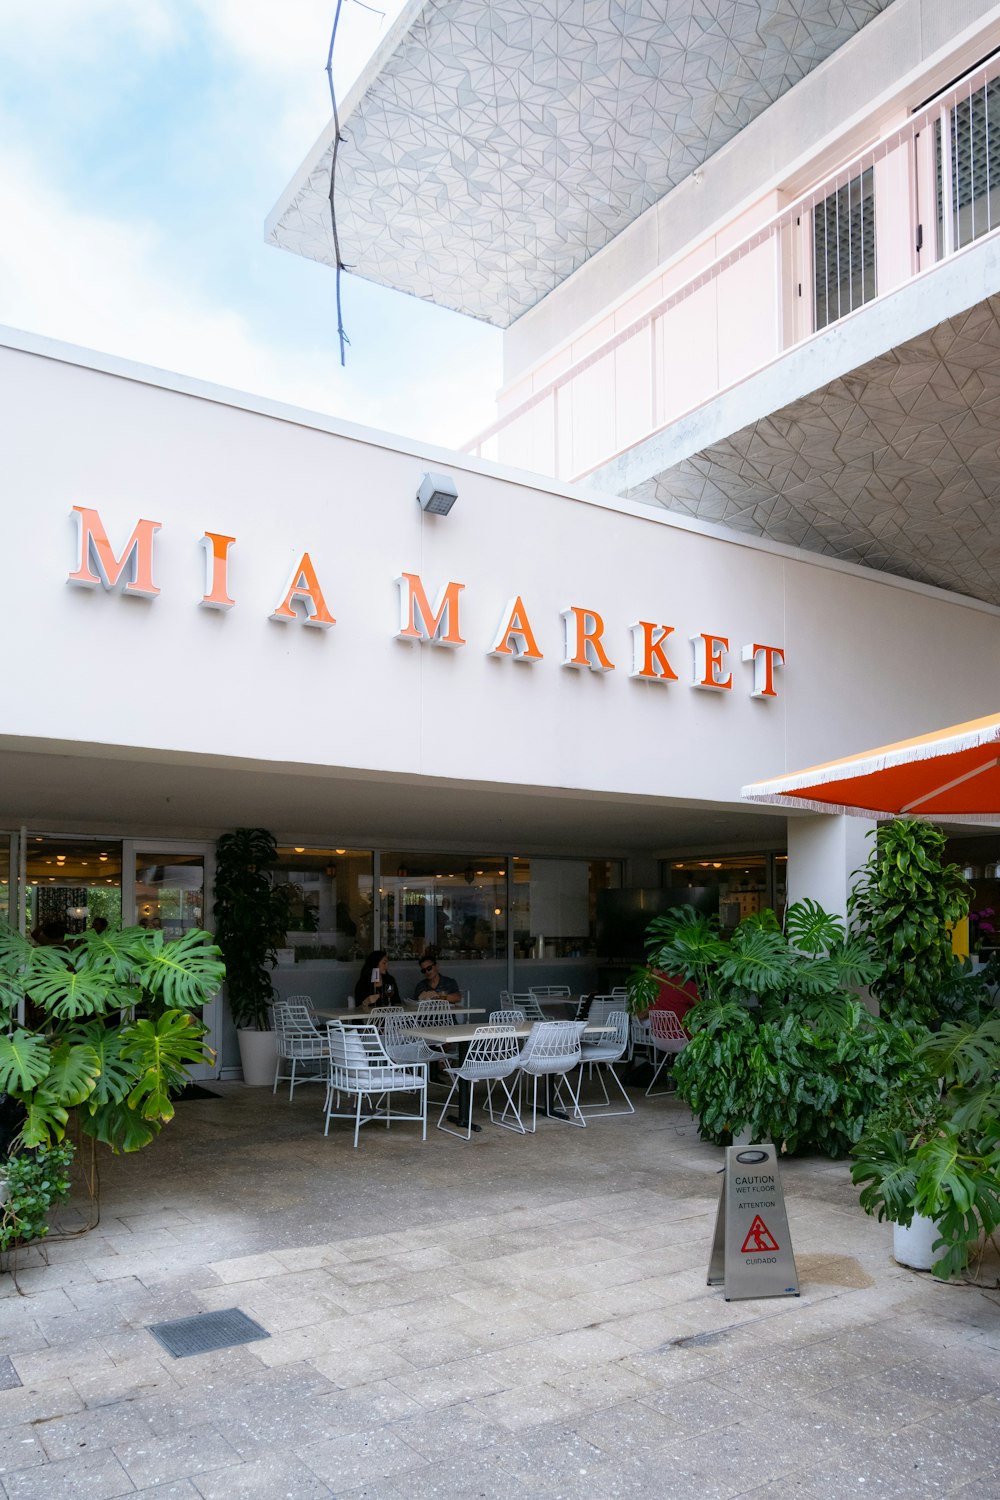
left=0, top=1030, right=51, bottom=1093
left=74, top=1023, right=135, bottom=1106
left=82, top=1099, right=159, bottom=1153
left=26, top=947, right=116, bottom=1019
left=132, top=928, right=225, bottom=1010
left=785, top=898, right=845, bottom=956
left=18, top=1087, right=70, bottom=1148
left=122, top=1010, right=213, bottom=1123
left=0, top=922, right=34, bottom=979
left=44, top=1041, right=101, bottom=1107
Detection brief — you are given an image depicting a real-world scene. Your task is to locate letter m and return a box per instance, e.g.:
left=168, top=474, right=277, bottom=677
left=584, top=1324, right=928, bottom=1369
left=68, top=507, right=161, bottom=597
left=395, top=572, right=465, bottom=647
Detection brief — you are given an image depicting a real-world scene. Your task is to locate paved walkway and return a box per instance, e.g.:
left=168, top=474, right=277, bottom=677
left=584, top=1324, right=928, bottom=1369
left=0, top=1079, right=997, bottom=1499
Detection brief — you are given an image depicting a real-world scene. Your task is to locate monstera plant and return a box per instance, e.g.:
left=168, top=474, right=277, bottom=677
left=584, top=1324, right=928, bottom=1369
left=0, top=921, right=223, bottom=1169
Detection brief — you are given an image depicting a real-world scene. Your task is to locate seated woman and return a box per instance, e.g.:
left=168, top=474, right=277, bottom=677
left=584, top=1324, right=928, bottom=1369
left=354, top=949, right=403, bottom=1015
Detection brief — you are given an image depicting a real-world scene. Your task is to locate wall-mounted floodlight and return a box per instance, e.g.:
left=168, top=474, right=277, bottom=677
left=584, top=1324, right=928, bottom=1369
left=417, top=471, right=459, bottom=516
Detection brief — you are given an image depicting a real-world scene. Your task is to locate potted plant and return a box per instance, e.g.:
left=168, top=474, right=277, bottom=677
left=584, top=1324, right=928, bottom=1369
left=627, top=900, right=922, bottom=1157
left=848, top=820, right=976, bottom=1026
left=851, top=1014, right=1000, bottom=1279
left=213, top=827, right=291, bottom=1085
left=0, top=920, right=223, bottom=1252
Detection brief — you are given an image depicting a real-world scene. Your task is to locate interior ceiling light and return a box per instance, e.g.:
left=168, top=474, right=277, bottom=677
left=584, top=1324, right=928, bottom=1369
left=335, top=849, right=346, bottom=855
left=294, top=847, right=305, bottom=853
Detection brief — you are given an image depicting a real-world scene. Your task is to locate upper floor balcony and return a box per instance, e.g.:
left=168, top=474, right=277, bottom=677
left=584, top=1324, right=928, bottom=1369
left=468, top=54, right=1000, bottom=481
left=465, top=55, right=1000, bottom=606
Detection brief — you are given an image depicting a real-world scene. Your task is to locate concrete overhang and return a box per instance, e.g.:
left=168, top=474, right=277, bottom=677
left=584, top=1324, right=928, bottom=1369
left=589, top=231, right=1000, bottom=607
left=266, top=0, right=895, bottom=328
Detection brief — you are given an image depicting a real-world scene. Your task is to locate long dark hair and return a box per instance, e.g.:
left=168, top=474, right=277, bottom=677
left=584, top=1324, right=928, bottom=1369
left=358, top=949, right=387, bottom=983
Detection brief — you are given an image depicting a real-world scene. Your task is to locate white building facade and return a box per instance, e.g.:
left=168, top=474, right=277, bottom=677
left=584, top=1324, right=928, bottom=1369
left=6, top=2, right=1000, bottom=1077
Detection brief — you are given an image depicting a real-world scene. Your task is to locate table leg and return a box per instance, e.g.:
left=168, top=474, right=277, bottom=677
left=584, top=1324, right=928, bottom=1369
left=446, top=1041, right=482, bottom=1133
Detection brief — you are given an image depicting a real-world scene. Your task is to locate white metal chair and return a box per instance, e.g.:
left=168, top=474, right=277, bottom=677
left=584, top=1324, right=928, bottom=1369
left=518, top=1020, right=587, bottom=1131
left=646, top=1009, right=690, bottom=1097
left=382, top=1010, right=447, bottom=1071
left=415, top=997, right=459, bottom=1024
left=323, top=1021, right=427, bottom=1147
left=580, top=1010, right=634, bottom=1116
left=436, top=1026, right=525, bottom=1140
left=502, top=990, right=547, bottom=1021
left=272, top=1000, right=329, bottom=1100
left=587, top=995, right=619, bottom=1027
left=489, top=1008, right=526, bottom=1025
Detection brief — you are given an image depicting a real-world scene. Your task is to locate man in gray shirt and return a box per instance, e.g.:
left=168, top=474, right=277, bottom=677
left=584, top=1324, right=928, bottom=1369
left=414, top=954, right=461, bottom=1007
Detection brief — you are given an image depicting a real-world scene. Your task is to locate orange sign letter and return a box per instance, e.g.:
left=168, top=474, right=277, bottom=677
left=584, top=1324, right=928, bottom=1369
left=561, top=607, right=615, bottom=673
left=691, top=633, right=732, bottom=691
left=489, top=596, right=543, bottom=662
left=396, top=573, right=466, bottom=647
left=270, top=553, right=335, bottom=629
left=67, top=506, right=161, bottom=598
left=742, top=642, right=785, bottom=699
left=629, top=621, right=678, bottom=683
left=200, top=532, right=236, bottom=611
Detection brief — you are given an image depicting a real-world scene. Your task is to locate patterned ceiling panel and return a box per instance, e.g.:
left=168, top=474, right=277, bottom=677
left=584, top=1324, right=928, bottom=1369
left=268, top=0, right=896, bottom=327
left=622, top=295, right=1000, bottom=605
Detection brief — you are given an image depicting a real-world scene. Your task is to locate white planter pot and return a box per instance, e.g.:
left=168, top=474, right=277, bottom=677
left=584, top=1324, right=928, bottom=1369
left=893, top=1212, right=940, bottom=1271
left=237, top=1028, right=278, bottom=1087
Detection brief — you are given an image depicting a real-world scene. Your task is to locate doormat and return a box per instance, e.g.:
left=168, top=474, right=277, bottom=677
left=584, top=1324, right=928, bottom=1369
left=147, top=1307, right=269, bottom=1359
left=171, top=1083, right=222, bottom=1101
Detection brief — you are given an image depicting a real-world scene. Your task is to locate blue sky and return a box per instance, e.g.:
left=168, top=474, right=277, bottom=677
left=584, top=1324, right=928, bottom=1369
left=0, top=0, right=502, bottom=446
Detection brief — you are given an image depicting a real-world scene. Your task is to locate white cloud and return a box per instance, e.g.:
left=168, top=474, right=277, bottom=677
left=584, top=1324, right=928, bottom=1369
left=0, top=148, right=499, bottom=447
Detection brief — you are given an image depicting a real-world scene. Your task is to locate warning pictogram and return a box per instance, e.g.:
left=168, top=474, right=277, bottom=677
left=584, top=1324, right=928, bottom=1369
left=740, top=1215, right=779, bottom=1253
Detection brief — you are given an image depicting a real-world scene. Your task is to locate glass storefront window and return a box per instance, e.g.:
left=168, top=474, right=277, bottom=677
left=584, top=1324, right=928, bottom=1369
left=272, top=847, right=373, bottom=965
left=510, top=857, right=621, bottom=961
left=25, top=836, right=122, bottom=939
left=135, top=853, right=204, bottom=937
left=379, top=853, right=506, bottom=962
left=665, top=854, right=772, bottom=934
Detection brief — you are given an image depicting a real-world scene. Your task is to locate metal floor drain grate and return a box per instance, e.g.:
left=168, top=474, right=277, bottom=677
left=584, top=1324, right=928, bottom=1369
left=147, top=1307, right=269, bottom=1359
left=0, top=1356, right=22, bottom=1390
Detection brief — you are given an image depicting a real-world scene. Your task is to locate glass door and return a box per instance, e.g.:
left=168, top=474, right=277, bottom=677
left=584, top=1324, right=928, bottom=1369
left=130, top=843, right=220, bottom=1080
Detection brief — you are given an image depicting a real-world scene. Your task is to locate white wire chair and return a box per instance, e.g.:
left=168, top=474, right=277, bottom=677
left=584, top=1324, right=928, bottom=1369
left=382, top=1010, right=446, bottom=1070
left=323, top=1021, right=427, bottom=1147
left=580, top=1011, right=634, bottom=1117
left=518, top=1020, right=588, bottom=1131
left=646, top=1009, right=691, bottom=1097
left=587, top=995, right=621, bottom=1026
left=501, top=990, right=547, bottom=1021
left=529, top=985, right=571, bottom=998
left=436, top=1026, right=525, bottom=1140
left=415, top=997, right=459, bottom=1024
left=489, top=1008, right=526, bottom=1025
left=272, top=1000, right=329, bottom=1100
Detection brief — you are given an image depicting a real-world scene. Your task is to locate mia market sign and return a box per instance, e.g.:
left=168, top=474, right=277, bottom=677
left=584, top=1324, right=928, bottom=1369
left=66, top=507, right=785, bottom=699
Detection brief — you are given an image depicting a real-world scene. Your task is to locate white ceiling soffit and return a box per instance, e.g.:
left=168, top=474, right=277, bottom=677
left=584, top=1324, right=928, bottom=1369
left=620, top=292, right=1000, bottom=608
left=266, top=0, right=897, bottom=328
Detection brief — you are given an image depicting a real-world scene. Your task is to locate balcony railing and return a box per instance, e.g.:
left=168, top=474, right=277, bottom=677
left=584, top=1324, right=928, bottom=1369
left=465, top=52, right=1000, bottom=485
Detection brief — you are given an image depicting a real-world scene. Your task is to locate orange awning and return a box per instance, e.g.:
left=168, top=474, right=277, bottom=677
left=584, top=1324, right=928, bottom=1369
left=742, top=711, right=1000, bottom=819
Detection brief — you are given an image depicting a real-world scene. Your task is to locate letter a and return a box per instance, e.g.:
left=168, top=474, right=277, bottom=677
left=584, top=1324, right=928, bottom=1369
left=489, top=597, right=543, bottom=662
left=270, top=553, right=335, bottom=629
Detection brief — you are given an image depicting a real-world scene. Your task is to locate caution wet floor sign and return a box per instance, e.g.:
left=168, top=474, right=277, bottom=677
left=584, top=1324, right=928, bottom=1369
left=707, top=1144, right=800, bottom=1301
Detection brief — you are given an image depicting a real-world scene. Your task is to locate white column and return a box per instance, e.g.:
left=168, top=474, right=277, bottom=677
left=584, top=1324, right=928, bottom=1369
left=785, top=814, right=876, bottom=922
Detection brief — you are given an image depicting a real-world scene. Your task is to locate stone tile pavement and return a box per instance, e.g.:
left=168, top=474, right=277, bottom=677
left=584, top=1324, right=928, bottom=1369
left=0, top=1078, right=998, bottom=1499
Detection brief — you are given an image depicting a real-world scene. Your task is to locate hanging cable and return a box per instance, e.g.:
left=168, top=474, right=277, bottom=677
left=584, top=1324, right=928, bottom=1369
left=326, top=0, right=350, bottom=366
left=325, top=0, right=386, bottom=366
